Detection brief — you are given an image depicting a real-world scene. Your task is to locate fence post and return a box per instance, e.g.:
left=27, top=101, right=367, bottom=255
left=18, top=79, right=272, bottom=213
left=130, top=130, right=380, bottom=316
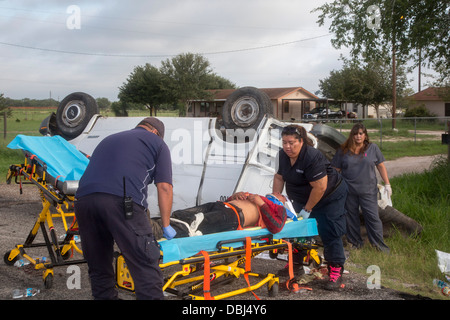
left=448, top=120, right=450, bottom=163
left=3, top=111, right=6, bottom=139
left=414, top=117, right=417, bottom=144
left=378, top=118, right=382, bottom=149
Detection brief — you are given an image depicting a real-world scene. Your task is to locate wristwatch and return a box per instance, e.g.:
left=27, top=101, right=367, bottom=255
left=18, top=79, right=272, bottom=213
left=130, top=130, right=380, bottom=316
left=303, top=207, right=312, bottom=214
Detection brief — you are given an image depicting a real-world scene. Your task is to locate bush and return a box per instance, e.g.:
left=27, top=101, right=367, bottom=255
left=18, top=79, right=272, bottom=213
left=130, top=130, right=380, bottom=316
left=404, top=105, right=435, bottom=118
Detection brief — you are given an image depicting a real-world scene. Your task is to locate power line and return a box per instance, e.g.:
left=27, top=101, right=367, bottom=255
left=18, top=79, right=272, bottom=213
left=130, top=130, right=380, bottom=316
left=0, top=34, right=331, bottom=58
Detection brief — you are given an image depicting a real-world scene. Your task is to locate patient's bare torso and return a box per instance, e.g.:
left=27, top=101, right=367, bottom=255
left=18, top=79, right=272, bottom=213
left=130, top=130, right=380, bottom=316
left=228, top=199, right=260, bottom=227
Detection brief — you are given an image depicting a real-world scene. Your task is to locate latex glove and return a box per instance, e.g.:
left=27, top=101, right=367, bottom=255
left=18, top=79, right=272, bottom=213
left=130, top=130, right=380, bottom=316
left=298, top=209, right=310, bottom=220
left=384, top=184, right=392, bottom=198
left=163, top=225, right=177, bottom=240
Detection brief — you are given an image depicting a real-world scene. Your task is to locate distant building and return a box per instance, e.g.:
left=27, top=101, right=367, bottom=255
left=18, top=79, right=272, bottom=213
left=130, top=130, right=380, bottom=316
left=410, top=87, right=450, bottom=117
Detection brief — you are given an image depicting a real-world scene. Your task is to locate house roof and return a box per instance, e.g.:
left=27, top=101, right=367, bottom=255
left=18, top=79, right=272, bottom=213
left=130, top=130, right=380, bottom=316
left=260, top=87, right=319, bottom=100
left=411, top=87, right=447, bottom=101
left=206, top=87, right=319, bottom=101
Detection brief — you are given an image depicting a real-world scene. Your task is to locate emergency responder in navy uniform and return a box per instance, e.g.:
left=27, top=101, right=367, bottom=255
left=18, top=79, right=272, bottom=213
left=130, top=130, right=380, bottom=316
left=273, top=125, right=348, bottom=290
left=75, top=117, right=176, bottom=300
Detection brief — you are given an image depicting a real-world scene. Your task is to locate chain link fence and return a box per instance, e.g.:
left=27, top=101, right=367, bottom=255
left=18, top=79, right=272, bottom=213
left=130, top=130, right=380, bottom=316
left=2, top=109, right=450, bottom=145
left=313, top=116, right=450, bottom=148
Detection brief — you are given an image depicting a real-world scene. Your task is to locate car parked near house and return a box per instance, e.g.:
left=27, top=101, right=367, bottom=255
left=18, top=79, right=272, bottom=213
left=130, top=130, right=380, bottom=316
left=303, top=107, right=345, bottom=122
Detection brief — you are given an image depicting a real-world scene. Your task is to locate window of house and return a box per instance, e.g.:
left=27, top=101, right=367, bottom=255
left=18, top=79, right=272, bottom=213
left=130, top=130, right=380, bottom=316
left=200, top=102, right=210, bottom=113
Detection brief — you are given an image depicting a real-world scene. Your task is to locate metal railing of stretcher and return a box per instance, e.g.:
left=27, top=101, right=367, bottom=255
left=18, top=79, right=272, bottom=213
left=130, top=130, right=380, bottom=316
left=4, top=150, right=86, bottom=289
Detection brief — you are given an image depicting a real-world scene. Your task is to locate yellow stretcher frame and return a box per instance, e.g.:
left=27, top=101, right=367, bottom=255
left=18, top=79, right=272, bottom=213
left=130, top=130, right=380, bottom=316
left=4, top=155, right=85, bottom=289
left=116, top=235, right=321, bottom=300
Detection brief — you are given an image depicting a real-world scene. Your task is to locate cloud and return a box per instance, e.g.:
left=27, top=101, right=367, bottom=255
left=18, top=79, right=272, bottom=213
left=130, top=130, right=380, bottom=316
left=0, top=0, right=413, bottom=102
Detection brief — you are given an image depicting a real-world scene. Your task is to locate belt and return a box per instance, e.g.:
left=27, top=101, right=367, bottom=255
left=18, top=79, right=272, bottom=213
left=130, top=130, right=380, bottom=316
left=222, top=201, right=245, bottom=230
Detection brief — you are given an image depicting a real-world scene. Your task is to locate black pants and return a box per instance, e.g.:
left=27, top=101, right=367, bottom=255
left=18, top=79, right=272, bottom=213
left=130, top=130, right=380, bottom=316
left=75, top=193, right=163, bottom=300
left=293, top=179, right=348, bottom=266
left=168, top=201, right=244, bottom=238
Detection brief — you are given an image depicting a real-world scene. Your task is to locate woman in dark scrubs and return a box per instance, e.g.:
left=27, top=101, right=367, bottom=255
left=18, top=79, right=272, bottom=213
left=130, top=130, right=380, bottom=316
left=331, top=123, right=390, bottom=253
left=273, top=125, right=348, bottom=290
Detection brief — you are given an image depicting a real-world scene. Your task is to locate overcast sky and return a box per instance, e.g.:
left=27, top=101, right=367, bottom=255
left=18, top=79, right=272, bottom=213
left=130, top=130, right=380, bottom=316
left=0, top=1, right=425, bottom=102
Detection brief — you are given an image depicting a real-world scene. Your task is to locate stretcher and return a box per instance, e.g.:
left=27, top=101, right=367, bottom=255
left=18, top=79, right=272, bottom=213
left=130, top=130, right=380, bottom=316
left=4, top=135, right=88, bottom=288
left=4, top=135, right=321, bottom=299
left=116, top=219, right=320, bottom=300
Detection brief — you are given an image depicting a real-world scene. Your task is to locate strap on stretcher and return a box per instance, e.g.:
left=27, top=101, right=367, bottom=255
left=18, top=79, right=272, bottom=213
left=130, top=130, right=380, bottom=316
left=200, top=236, right=262, bottom=300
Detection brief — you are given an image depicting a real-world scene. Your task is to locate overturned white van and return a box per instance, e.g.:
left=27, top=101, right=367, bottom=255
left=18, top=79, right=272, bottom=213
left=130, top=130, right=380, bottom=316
left=38, top=88, right=423, bottom=236
left=39, top=89, right=346, bottom=216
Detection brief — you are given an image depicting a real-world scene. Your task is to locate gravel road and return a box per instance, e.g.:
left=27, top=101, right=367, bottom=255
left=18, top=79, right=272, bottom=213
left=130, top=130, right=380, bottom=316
left=0, top=155, right=441, bottom=305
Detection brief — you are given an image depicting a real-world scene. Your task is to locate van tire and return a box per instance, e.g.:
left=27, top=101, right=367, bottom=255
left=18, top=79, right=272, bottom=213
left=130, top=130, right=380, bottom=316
left=222, top=87, right=272, bottom=130
left=311, top=124, right=347, bottom=160
left=56, top=92, right=99, bottom=140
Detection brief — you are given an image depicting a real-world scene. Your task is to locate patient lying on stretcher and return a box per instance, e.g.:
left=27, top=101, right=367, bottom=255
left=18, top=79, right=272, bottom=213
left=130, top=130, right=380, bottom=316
left=150, top=192, right=297, bottom=239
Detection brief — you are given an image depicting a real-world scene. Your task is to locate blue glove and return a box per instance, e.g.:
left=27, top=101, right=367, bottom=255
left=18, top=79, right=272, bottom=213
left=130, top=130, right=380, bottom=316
left=298, top=209, right=310, bottom=220
left=163, top=225, right=177, bottom=240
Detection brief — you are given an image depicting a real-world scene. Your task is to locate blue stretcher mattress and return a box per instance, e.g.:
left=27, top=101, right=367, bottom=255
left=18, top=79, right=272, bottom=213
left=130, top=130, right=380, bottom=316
left=159, top=219, right=318, bottom=263
left=7, top=135, right=318, bottom=264
left=7, top=134, right=89, bottom=182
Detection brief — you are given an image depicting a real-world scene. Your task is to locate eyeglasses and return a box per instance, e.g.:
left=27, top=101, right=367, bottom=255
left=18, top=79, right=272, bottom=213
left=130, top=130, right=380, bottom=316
left=353, top=131, right=365, bottom=136
left=282, top=126, right=301, bottom=136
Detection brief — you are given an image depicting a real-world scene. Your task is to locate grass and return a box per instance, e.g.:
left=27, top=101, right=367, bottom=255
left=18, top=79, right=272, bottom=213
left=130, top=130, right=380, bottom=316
left=346, top=157, right=450, bottom=300
left=375, top=140, right=447, bottom=160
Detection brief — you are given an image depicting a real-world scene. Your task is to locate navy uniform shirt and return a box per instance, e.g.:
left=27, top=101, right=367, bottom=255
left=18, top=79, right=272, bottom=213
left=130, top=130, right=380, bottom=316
left=331, top=143, right=384, bottom=195
left=76, top=127, right=172, bottom=208
left=277, top=143, right=339, bottom=205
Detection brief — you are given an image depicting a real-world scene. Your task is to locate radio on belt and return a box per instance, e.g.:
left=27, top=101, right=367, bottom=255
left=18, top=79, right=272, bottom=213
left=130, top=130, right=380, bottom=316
left=123, top=177, right=133, bottom=220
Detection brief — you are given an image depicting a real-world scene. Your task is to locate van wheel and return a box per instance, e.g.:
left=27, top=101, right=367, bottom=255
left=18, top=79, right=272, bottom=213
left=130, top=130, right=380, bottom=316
left=56, top=92, right=98, bottom=140
left=222, top=87, right=272, bottom=130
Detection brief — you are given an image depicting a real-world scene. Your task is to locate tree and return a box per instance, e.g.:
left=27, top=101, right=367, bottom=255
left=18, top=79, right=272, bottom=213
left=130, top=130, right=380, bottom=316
left=319, top=59, right=407, bottom=118
left=119, top=53, right=235, bottom=116
left=313, top=0, right=449, bottom=127
left=96, top=97, right=111, bottom=110
left=119, top=63, right=164, bottom=116
left=160, top=53, right=217, bottom=115
left=205, top=74, right=236, bottom=90
left=0, top=93, right=6, bottom=112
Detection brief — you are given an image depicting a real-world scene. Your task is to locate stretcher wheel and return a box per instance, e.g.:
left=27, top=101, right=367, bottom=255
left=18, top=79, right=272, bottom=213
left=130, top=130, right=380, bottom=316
left=269, top=250, right=278, bottom=259
left=61, top=250, right=72, bottom=261
left=44, top=273, right=53, bottom=289
left=311, top=254, right=322, bottom=268
left=268, top=282, right=279, bottom=297
left=3, top=251, right=18, bottom=266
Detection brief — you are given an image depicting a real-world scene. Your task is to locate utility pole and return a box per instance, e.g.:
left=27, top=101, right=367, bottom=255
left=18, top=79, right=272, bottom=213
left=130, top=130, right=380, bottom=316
left=392, top=39, right=397, bottom=130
